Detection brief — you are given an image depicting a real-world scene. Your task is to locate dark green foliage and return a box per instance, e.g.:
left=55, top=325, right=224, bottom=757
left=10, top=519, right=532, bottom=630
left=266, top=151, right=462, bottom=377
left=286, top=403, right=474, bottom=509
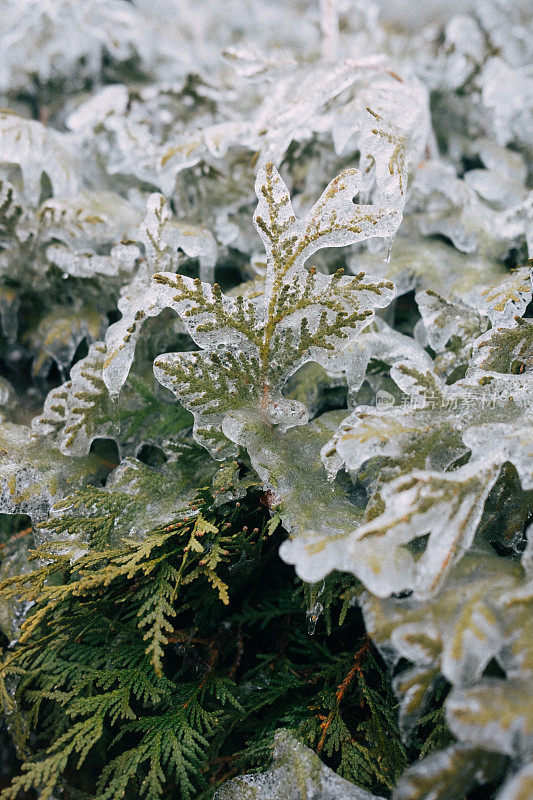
left=411, top=681, right=451, bottom=760
left=0, top=482, right=448, bottom=800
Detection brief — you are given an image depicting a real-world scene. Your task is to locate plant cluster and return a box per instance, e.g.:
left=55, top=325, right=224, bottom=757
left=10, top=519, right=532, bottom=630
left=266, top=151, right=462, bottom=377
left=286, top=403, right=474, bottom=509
left=0, top=1, right=531, bottom=799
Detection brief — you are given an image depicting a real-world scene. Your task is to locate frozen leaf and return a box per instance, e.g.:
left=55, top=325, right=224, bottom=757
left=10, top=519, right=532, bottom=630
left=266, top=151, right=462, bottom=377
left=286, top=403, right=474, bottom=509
left=393, top=665, right=440, bottom=739
left=324, top=362, right=531, bottom=489
left=229, top=410, right=368, bottom=584
left=408, top=161, right=533, bottom=259
left=140, top=193, right=217, bottom=279
left=290, top=454, right=498, bottom=598
left=0, top=0, right=161, bottom=95
left=103, top=194, right=217, bottom=398
left=277, top=313, right=530, bottom=594
left=215, top=729, right=385, bottom=800
left=257, top=63, right=429, bottom=193
left=446, top=678, right=533, bottom=758
left=469, top=317, right=533, bottom=375
left=479, top=57, right=533, bottom=148
left=342, top=317, right=434, bottom=405
left=27, top=302, right=105, bottom=378
left=0, top=530, right=31, bottom=640
left=348, top=233, right=507, bottom=298
left=33, top=342, right=192, bottom=458
left=157, top=121, right=251, bottom=192
left=463, top=423, right=533, bottom=491
left=37, top=190, right=141, bottom=265
left=33, top=342, right=113, bottom=456
left=66, top=85, right=129, bottom=132
left=474, top=267, right=533, bottom=327
left=254, top=162, right=399, bottom=307
left=323, top=366, right=451, bottom=482
left=44, top=243, right=140, bottom=279
left=103, top=263, right=169, bottom=400
left=0, top=421, right=101, bottom=524
left=343, top=463, right=500, bottom=598
left=155, top=62, right=430, bottom=212
left=362, top=553, right=527, bottom=688
left=393, top=744, right=503, bottom=800
left=41, top=447, right=218, bottom=551
left=357, top=80, right=430, bottom=207
left=153, top=163, right=398, bottom=457
left=0, top=178, right=23, bottom=240
left=321, top=355, right=531, bottom=596
left=0, top=112, right=81, bottom=203
left=415, top=289, right=489, bottom=380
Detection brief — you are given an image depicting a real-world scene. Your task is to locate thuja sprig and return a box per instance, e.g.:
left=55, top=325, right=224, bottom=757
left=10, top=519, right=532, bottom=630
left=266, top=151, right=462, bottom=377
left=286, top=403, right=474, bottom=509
left=152, top=162, right=397, bottom=456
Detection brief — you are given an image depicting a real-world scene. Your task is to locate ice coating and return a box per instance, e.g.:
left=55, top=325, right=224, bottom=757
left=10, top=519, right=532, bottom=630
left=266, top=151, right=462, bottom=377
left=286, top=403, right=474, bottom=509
left=363, top=548, right=533, bottom=793
left=406, top=161, right=532, bottom=259
left=0, top=0, right=159, bottom=94
left=468, top=318, right=533, bottom=375
left=253, top=163, right=400, bottom=308
left=414, top=290, right=490, bottom=380
left=152, top=162, right=398, bottom=457
left=463, top=423, right=533, bottom=491
left=33, top=339, right=194, bottom=459
left=393, top=744, right=504, bottom=800
left=27, top=301, right=105, bottom=379
left=103, top=193, right=217, bottom=398
left=415, top=290, right=489, bottom=355
left=346, top=233, right=507, bottom=299
left=37, top=191, right=140, bottom=255
left=0, top=1, right=531, bottom=797
left=33, top=342, right=112, bottom=456
left=0, top=112, right=81, bottom=203
left=40, top=450, right=219, bottom=554
left=495, top=762, right=533, bottom=800
left=0, top=421, right=100, bottom=524
left=215, top=730, right=386, bottom=800
left=472, top=266, right=533, bottom=328
left=103, top=262, right=168, bottom=400
left=446, top=679, right=533, bottom=758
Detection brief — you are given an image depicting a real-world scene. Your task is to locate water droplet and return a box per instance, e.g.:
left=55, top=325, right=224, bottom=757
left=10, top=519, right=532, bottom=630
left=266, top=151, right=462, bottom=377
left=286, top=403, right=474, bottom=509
left=306, top=579, right=325, bottom=635
left=306, top=601, right=323, bottom=635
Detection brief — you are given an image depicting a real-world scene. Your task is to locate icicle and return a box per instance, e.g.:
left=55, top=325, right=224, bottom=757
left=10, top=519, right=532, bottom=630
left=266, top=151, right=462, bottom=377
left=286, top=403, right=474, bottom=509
left=306, top=579, right=325, bottom=635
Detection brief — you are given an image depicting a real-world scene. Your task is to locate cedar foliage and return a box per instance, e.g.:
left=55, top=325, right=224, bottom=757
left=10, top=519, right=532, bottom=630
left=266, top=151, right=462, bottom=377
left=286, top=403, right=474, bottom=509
left=0, top=484, right=439, bottom=799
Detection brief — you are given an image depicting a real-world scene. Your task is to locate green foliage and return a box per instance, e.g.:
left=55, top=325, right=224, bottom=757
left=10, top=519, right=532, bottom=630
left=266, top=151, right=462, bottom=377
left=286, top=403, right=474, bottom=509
left=0, top=483, right=439, bottom=800
left=150, top=163, right=397, bottom=459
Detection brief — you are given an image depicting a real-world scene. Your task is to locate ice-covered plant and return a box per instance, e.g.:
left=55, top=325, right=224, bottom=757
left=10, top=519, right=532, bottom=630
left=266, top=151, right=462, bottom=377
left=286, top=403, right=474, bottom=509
left=0, top=1, right=531, bottom=799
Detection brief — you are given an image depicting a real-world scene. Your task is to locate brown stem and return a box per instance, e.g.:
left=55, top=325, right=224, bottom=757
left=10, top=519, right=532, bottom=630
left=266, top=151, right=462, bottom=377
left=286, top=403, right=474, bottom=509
left=316, top=637, right=370, bottom=754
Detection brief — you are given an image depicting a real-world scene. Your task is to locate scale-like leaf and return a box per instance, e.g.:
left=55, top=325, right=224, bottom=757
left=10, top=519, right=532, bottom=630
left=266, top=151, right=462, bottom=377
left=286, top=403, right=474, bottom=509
left=33, top=341, right=193, bottom=459
left=470, top=316, right=533, bottom=375
left=0, top=421, right=101, bottom=524
left=153, top=163, right=398, bottom=457
left=103, top=194, right=217, bottom=398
